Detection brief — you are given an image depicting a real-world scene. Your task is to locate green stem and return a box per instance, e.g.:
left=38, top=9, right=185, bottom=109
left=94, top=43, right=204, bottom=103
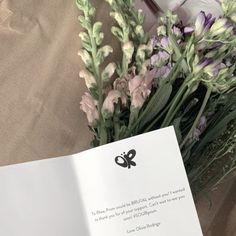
left=180, top=87, right=212, bottom=149
left=161, top=88, right=190, bottom=128
left=143, top=102, right=172, bottom=132
left=161, top=81, right=188, bottom=127
left=85, top=16, right=106, bottom=145
left=114, top=105, right=120, bottom=141
left=168, top=28, right=188, bottom=73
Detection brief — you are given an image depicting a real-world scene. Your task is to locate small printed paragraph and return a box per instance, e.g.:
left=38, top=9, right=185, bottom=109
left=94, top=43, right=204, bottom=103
left=91, top=187, right=186, bottom=222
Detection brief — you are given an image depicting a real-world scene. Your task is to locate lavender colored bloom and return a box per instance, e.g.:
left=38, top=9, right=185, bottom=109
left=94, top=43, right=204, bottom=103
left=192, top=128, right=201, bottom=141
left=204, top=17, right=216, bottom=32
left=195, top=11, right=206, bottom=37
left=150, top=51, right=169, bottom=66
left=156, top=65, right=171, bottom=79
left=210, top=18, right=229, bottom=36
left=172, top=26, right=182, bottom=37
left=195, top=11, right=216, bottom=37
left=210, top=42, right=223, bottom=50
left=150, top=36, right=158, bottom=49
left=184, top=27, right=194, bottom=34
left=198, top=116, right=207, bottom=131
left=194, top=58, right=213, bottom=74
left=204, top=60, right=224, bottom=77
left=200, top=58, right=213, bottom=67
left=192, top=116, right=207, bottom=141
left=206, top=13, right=212, bottom=22
left=160, top=37, right=169, bottom=48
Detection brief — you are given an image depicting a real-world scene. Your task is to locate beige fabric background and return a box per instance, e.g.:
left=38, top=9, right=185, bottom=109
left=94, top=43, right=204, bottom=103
left=0, top=0, right=99, bottom=165
left=0, top=0, right=235, bottom=235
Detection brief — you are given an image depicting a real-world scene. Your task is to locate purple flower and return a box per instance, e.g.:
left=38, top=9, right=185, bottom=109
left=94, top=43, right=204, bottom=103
left=192, top=116, right=207, bottom=141
left=209, top=18, right=229, bottom=36
left=157, top=65, right=171, bottom=78
left=184, top=27, right=194, bottom=34
left=194, top=58, right=213, bottom=74
left=151, top=51, right=169, bottom=67
left=195, top=11, right=206, bottom=37
left=195, top=11, right=216, bottom=37
left=210, top=42, right=223, bottom=50
left=160, top=37, right=169, bottom=48
left=172, top=26, right=182, bottom=37
left=155, top=65, right=171, bottom=84
left=150, top=36, right=158, bottom=48
left=204, top=60, right=225, bottom=77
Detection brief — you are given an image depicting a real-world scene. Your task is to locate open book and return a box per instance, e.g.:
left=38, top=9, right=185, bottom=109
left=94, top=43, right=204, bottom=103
left=0, top=127, right=203, bottom=236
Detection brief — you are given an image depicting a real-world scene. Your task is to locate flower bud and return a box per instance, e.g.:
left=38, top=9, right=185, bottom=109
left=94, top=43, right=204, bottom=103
left=97, top=45, right=113, bottom=64
left=209, top=18, right=228, bottom=36
left=105, top=0, right=113, bottom=5
left=136, top=45, right=147, bottom=63
left=78, top=50, right=92, bottom=67
left=195, top=11, right=206, bottom=37
left=151, top=51, right=169, bottom=67
left=122, top=41, right=134, bottom=63
left=230, top=12, right=236, bottom=23
left=93, top=22, right=102, bottom=37
left=102, top=90, right=121, bottom=119
left=79, top=70, right=96, bottom=89
left=79, top=32, right=89, bottom=42
left=160, top=37, right=172, bottom=54
left=157, top=25, right=167, bottom=36
left=80, top=93, right=99, bottom=125
left=110, top=12, right=126, bottom=28
left=101, top=63, right=116, bottom=83
left=135, top=25, right=145, bottom=38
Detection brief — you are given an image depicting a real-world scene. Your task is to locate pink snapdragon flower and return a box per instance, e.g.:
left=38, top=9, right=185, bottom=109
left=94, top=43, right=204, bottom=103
left=80, top=93, right=99, bottom=125
left=102, top=90, right=121, bottom=118
left=113, top=75, right=132, bottom=106
left=128, top=69, right=156, bottom=109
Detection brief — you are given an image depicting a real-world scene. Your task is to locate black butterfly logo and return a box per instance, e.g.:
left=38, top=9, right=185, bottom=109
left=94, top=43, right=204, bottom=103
left=115, top=149, right=137, bottom=169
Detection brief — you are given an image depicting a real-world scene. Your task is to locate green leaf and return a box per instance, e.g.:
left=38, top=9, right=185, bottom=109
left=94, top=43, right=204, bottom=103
left=173, top=117, right=182, bottom=143
left=119, top=126, right=128, bottom=139
left=138, top=83, right=173, bottom=130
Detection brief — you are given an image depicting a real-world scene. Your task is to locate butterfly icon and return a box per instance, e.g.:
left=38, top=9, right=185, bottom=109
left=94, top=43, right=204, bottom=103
left=115, top=149, right=137, bottom=169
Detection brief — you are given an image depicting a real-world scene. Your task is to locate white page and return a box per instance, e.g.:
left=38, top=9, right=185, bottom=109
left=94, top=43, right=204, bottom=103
left=0, top=126, right=203, bottom=236
left=74, top=127, right=203, bottom=235
left=0, top=157, right=90, bottom=236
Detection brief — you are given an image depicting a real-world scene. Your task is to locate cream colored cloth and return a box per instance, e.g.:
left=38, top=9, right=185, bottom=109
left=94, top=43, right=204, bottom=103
left=0, top=0, right=120, bottom=165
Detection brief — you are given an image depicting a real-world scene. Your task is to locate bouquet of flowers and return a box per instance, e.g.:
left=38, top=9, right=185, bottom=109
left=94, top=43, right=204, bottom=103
left=76, top=0, right=236, bottom=196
